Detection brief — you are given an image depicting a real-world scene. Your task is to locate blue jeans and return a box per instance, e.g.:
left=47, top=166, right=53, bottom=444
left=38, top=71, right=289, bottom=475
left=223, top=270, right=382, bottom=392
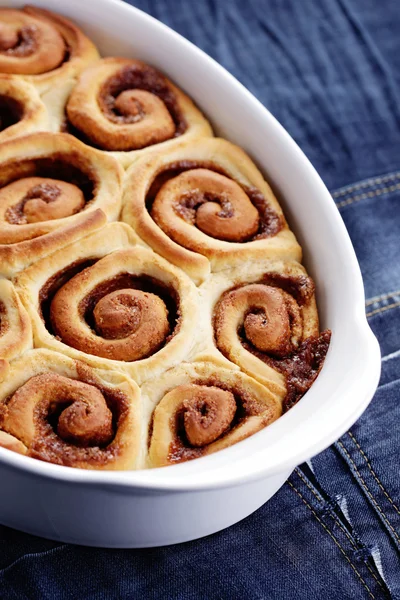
left=1, top=1, right=400, bottom=598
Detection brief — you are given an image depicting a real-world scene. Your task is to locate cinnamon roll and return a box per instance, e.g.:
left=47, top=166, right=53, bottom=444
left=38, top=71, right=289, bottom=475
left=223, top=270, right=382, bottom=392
left=0, top=6, right=99, bottom=92
left=0, top=132, right=123, bottom=276
left=15, top=223, right=200, bottom=384
left=0, top=349, right=141, bottom=469
left=61, top=57, right=212, bottom=167
left=0, top=7, right=332, bottom=472
left=121, top=138, right=301, bottom=284
left=145, top=362, right=281, bottom=467
left=0, top=278, right=32, bottom=363
left=0, top=76, right=48, bottom=141
left=198, top=260, right=331, bottom=411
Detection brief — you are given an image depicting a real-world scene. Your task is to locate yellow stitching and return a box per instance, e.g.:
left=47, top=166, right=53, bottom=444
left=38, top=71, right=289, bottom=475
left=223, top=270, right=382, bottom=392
left=333, top=172, right=400, bottom=198
left=294, top=469, right=361, bottom=551
left=348, top=432, right=400, bottom=517
left=294, top=467, right=323, bottom=501
left=334, top=525, right=387, bottom=594
left=337, top=441, right=400, bottom=546
left=288, top=481, right=376, bottom=599
left=294, top=470, right=387, bottom=594
left=288, top=481, right=377, bottom=599
left=333, top=175, right=400, bottom=198
left=336, top=182, right=400, bottom=208
left=366, top=301, right=400, bottom=318
left=366, top=289, right=400, bottom=307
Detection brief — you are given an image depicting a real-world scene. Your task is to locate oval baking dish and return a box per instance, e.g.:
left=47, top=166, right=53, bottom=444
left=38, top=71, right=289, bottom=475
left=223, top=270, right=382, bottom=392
left=0, top=0, right=380, bottom=547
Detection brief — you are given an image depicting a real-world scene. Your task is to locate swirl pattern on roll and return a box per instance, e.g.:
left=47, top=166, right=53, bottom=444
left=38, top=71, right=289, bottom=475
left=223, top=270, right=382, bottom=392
left=64, top=57, right=212, bottom=165
left=122, top=138, right=302, bottom=283
left=0, top=132, right=123, bottom=276
left=212, top=268, right=331, bottom=410
left=0, top=349, right=140, bottom=470
left=146, top=362, right=281, bottom=467
left=0, top=7, right=98, bottom=88
left=152, top=168, right=264, bottom=243
left=15, top=224, right=200, bottom=384
left=50, top=263, right=174, bottom=363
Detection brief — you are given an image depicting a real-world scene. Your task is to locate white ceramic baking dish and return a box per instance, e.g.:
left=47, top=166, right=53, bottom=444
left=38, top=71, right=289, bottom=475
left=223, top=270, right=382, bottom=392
left=0, top=0, right=381, bottom=548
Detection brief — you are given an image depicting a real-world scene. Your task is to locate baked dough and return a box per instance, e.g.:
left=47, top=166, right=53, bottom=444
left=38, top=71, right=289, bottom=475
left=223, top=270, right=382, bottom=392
left=0, top=7, right=331, bottom=470
left=145, top=361, right=281, bottom=467
left=51, top=57, right=213, bottom=168
left=121, top=137, right=302, bottom=284
left=0, top=6, right=99, bottom=92
left=0, top=348, right=141, bottom=469
left=197, top=259, right=330, bottom=410
left=15, top=223, right=201, bottom=385
left=0, top=132, right=123, bottom=276
left=0, top=278, right=31, bottom=363
left=0, top=75, right=48, bottom=142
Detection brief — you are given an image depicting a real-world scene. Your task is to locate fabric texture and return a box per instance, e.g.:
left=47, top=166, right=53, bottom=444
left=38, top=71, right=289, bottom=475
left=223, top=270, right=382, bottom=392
left=1, top=0, right=400, bottom=598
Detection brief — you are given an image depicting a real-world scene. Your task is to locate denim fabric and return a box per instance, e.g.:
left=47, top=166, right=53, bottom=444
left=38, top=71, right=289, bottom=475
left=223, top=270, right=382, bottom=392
left=1, top=0, right=400, bottom=598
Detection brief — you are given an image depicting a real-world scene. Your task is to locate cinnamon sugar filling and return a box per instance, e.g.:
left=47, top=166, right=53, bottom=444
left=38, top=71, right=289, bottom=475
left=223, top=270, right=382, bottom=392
left=0, top=16, right=70, bottom=75
left=0, top=366, right=131, bottom=467
left=0, top=300, right=8, bottom=337
left=1, top=154, right=97, bottom=225
left=78, top=273, right=180, bottom=346
left=166, top=379, right=266, bottom=463
left=99, top=64, right=186, bottom=134
left=146, top=160, right=283, bottom=242
left=0, top=24, right=38, bottom=57
left=40, top=266, right=181, bottom=361
left=65, top=63, right=187, bottom=150
left=39, top=259, right=99, bottom=334
left=214, top=274, right=331, bottom=410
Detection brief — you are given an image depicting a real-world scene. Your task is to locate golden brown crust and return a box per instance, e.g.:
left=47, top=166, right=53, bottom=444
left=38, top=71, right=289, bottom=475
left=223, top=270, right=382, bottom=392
left=0, top=6, right=99, bottom=92
left=15, top=223, right=201, bottom=385
left=0, top=208, right=106, bottom=278
left=0, top=278, right=32, bottom=362
left=0, top=349, right=142, bottom=470
left=0, top=132, right=123, bottom=276
left=0, top=75, right=49, bottom=142
left=145, top=362, right=281, bottom=467
left=58, top=57, right=212, bottom=168
left=0, top=430, right=27, bottom=454
left=121, top=138, right=302, bottom=284
left=196, top=260, right=323, bottom=403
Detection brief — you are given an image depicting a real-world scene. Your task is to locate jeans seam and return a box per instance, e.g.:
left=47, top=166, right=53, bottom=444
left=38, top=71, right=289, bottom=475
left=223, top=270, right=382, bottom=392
left=366, top=290, right=400, bottom=307
left=288, top=480, right=377, bottom=600
left=295, top=468, right=363, bottom=551
left=366, top=301, right=400, bottom=318
left=332, top=172, right=400, bottom=198
left=294, top=469, right=388, bottom=596
left=336, top=183, right=400, bottom=209
left=337, top=441, right=400, bottom=547
left=348, top=433, right=400, bottom=517
left=295, top=467, right=323, bottom=501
